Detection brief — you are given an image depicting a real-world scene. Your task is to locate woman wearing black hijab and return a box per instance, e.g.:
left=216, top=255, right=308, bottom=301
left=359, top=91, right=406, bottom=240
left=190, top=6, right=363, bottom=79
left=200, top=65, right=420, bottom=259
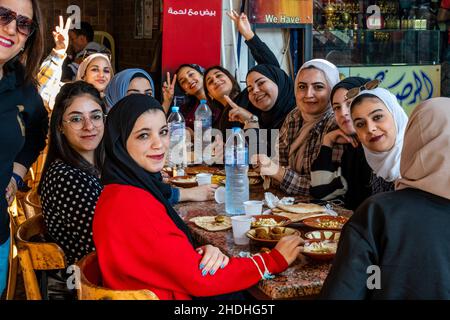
left=310, top=77, right=374, bottom=210
left=93, top=94, right=302, bottom=300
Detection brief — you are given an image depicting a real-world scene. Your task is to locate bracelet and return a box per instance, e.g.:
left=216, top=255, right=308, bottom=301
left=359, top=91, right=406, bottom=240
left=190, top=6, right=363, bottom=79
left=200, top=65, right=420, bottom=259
left=12, top=173, right=26, bottom=189
left=253, top=254, right=275, bottom=280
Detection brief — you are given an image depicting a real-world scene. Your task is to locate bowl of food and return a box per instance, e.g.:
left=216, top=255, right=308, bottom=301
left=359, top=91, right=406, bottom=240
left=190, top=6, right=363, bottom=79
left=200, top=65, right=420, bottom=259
left=302, top=216, right=349, bottom=230
left=302, top=239, right=338, bottom=261
left=251, top=215, right=291, bottom=228
left=303, top=230, right=340, bottom=241
left=246, top=226, right=300, bottom=247
left=169, top=176, right=198, bottom=188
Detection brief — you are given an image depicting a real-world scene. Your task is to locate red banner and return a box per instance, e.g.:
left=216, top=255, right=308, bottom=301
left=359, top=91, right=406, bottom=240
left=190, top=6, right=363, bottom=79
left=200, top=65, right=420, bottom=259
left=162, top=0, right=222, bottom=75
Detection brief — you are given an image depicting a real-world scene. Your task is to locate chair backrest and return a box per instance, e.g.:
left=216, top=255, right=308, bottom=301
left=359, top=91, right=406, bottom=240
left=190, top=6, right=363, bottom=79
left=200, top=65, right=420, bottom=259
left=16, top=214, right=67, bottom=300
left=22, top=189, right=42, bottom=219
left=94, top=30, right=115, bottom=69
left=76, top=251, right=158, bottom=300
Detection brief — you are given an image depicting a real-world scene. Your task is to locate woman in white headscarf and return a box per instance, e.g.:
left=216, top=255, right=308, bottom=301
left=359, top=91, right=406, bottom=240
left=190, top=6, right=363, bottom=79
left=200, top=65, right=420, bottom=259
left=321, top=97, right=450, bottom=299
left=350, top=87, right=408, bottom=193
left=256, top=59, right=341, bottom=196
left=76, top=53, right=114, bottom=97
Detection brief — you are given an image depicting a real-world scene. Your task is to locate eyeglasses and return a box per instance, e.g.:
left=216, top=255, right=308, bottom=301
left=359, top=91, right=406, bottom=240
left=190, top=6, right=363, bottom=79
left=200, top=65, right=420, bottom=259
left=345, top=79, right=381, bottom=100
left=62, top=112, right=106, bottom=130
left=0, top=6, right=36, bottom=37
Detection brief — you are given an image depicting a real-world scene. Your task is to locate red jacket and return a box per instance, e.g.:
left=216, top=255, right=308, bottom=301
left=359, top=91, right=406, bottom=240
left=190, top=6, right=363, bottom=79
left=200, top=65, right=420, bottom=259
left=93, top=184, right=288, bottom=300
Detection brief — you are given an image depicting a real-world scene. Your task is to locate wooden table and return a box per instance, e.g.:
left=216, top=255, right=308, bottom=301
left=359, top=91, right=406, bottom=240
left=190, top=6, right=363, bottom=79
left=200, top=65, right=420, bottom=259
left=174, top=185, right=352, bottom=300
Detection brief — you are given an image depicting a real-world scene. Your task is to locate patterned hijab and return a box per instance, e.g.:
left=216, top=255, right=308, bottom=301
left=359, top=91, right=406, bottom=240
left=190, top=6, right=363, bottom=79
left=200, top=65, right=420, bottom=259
left=351, top=87, right=408, bottom=182
left=101, top=94, right=194, bottom=246
left=396, top=97, right=450, bottom=200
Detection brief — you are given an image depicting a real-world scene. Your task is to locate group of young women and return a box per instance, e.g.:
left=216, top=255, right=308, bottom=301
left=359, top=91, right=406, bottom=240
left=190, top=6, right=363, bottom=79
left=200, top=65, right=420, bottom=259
left=1, top=0, right=449, bottom=300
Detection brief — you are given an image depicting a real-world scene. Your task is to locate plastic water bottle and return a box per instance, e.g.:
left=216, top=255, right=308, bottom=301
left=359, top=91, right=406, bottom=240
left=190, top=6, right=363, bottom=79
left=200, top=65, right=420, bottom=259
left=225, top=127, right=249, bottom=215
left=167, top=106, right=186, bottom=175
left=194, top=99, right=212, bottom=164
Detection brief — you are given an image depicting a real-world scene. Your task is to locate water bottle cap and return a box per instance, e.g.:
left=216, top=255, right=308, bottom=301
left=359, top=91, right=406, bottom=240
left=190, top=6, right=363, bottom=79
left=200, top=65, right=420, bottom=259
left=171, top=106, right=179, bottom=112
left=232, top=127, right=241, bottom=133
left=200, top=99, right=207, bottom=104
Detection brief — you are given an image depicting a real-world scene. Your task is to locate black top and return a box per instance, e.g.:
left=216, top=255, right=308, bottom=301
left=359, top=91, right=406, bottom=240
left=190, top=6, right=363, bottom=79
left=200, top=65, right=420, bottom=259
left=217, top=34, right=280, bottom=136
left=310, top=144, right=373, bottom=210
left=0, top=66, right=48, bottom=244
left=320, top=188, right=450, bottom=299
left=41, top=160, right=101, bottom=265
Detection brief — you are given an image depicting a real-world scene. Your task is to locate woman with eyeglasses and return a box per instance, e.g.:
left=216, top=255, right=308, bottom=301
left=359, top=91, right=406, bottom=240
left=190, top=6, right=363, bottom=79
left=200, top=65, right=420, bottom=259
left=349, top=87, right=408, bottom=193
left=0, top=0, right=48, bottom=295
left=309, top=77, right=374, bottom=210
left=93, top=94, right=303, bottom=300
left=321, top=98, right=450, bottom=299
left=38, top=81, right=105, bottom=270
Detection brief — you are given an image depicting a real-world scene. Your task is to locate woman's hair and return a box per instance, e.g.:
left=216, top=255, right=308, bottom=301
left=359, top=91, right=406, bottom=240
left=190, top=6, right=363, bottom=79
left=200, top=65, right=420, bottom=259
left=203, top=66, right=241, bottom=106
left=38, top=81, right=105, bottom=194
left=4, top=0, right=44, bottom=85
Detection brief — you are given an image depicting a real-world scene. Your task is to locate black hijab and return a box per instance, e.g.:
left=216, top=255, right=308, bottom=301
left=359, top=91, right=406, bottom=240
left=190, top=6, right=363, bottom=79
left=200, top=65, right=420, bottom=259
left=246, top=64, right=295, bottom=129
left=101, top=94, right=194, bottom=246
left=330, top=77, right=369, bottom=103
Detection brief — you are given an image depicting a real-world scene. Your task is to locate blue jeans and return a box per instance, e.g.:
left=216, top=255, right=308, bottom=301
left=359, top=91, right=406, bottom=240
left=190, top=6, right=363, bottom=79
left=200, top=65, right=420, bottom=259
left=0, top=236, right=10, bottom=296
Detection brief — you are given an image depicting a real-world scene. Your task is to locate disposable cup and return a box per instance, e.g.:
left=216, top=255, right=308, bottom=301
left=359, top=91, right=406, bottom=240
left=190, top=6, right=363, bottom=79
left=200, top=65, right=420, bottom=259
left=243, top=200, right=264, bottom=216
left=214, top=186, right=225, bottom=204
left=231, top=215, right=253, bottom=245
left=196, top=173, right=212, bottom=185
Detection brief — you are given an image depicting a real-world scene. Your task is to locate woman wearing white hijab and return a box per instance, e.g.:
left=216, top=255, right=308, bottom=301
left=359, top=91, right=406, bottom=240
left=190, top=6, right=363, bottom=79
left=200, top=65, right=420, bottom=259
left=321, top=97, right=450, bottom=299
left=350, top=87, right=408, bottom=193
left=76, top=53, right=114, bottom=97
left=256, top=59, right=341, bottom=196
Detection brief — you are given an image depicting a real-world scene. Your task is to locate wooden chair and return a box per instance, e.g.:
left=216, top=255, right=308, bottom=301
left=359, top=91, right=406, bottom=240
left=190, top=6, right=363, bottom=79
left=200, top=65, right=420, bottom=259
left=22, top=189, right=42, bottom=219
left=6, top=198, right=26, bottom=300
left=76, top=251, right=158, bottom=300
left=94, top=30, right=116, bottom=69
left=16, top=214, right=67, bottom=300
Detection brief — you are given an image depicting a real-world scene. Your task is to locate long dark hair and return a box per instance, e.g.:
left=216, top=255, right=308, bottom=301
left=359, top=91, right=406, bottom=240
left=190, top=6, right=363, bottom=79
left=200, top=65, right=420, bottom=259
left=3, top=0, right=44, bottom=85
left=38, top=81, right=105, bottom=195
left=203, top=66, right=241, bottom=107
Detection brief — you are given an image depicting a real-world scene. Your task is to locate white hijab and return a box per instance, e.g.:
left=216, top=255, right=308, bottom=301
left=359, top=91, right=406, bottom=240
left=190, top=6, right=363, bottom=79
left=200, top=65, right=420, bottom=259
left=351, top=87, right=408, bottom=182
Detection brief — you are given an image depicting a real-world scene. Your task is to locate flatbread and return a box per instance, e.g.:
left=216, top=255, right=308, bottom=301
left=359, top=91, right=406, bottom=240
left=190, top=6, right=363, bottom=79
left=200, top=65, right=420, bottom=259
left=274, top=211, right=330, bottom=223
left=189, top=216, right=232, bottom=231
left=276, top=202, right=326, bottom=214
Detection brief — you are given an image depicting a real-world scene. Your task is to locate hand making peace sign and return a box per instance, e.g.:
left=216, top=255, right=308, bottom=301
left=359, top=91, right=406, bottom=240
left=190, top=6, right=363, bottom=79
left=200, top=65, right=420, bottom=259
left=53, top=16, right=72, bottom=55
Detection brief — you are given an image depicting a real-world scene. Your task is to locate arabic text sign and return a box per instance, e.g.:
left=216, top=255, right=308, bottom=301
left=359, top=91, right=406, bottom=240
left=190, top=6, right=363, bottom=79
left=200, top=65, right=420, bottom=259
left=348, top=65, right=441, bottom=115
left=162, top=0, right=222, bottom=75
left=249, top=0, right=313, bottom=25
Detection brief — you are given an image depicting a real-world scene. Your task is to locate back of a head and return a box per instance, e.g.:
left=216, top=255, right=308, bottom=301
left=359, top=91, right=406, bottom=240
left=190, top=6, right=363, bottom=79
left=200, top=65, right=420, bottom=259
left=72, top=21, right=94, bottom=42
left=396, top=97, right=450, bottom=200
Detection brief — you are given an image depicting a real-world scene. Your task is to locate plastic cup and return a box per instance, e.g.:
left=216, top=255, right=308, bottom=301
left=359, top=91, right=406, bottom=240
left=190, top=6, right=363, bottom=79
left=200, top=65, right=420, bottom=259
left=196, top=173, right=212, bottom=185
left=243, top=200, right=264, bottom=216
left=214, top=186, right=225, bottom=204
left=231, top=215, right=253, bottom=245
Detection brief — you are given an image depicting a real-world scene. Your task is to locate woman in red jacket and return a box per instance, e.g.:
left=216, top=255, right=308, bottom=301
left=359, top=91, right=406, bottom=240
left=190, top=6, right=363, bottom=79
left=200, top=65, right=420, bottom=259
left=93, top=94, right=302, bottom=300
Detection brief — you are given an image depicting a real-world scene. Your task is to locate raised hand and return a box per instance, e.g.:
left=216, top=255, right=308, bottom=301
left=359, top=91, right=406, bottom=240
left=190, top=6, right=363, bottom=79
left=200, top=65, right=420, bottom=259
left=226, top=10, right=254, bottom=41
left=224, top=95, right=253, bottom=124
left=53, top=16, right=71, bottom=55
left=162, top=72, right=177, bottom=112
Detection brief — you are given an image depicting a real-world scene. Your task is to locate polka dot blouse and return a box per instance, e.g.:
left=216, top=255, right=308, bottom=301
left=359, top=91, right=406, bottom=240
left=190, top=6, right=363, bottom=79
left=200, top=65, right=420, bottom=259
left=40, top=160, right=103, bottom=265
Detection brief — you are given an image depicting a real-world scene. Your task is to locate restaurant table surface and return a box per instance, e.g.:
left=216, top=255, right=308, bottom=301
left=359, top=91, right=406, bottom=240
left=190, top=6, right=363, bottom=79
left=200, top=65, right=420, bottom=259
left=174, top=184, right=353, bottom=300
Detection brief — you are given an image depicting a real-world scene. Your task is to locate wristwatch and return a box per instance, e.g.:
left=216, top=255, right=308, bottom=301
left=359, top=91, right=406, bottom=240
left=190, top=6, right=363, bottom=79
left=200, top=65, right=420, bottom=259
left=245, top=114, right=259, bottom=125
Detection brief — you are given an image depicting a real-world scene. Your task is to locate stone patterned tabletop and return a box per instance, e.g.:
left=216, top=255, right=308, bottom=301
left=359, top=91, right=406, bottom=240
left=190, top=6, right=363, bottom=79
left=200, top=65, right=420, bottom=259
left=174, top=186, right=353, bottom=300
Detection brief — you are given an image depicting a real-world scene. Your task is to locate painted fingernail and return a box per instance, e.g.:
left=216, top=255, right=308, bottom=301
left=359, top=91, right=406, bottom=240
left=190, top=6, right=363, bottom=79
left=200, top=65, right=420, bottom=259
left=199, top=264, right=205, bottom=270
left=202, top=269, right=208, bottom=276
left=220, top=263, right=225, bottom=269
left=210, top=269, right=216, bottom=275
